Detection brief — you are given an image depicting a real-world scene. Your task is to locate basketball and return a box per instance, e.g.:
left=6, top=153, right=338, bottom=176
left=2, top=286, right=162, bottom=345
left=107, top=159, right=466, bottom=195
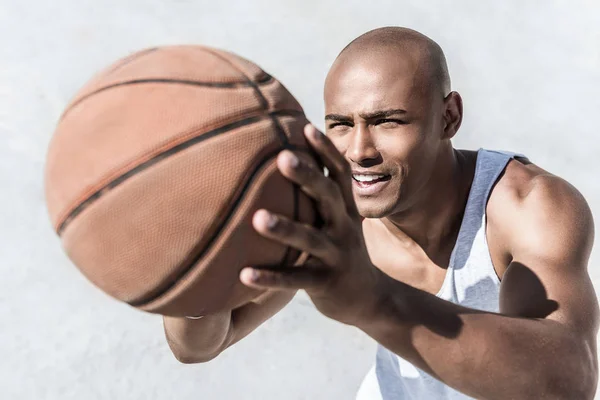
left=44, top=45, right=318, bottom=317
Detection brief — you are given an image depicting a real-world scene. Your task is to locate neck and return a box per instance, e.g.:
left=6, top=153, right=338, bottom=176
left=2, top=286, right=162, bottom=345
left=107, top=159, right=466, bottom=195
left=383, top=146, right=475, bottom=256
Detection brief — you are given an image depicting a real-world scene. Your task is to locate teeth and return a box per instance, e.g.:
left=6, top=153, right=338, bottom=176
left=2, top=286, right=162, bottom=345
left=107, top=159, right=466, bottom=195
left=353, top=174, right=386, bottom=182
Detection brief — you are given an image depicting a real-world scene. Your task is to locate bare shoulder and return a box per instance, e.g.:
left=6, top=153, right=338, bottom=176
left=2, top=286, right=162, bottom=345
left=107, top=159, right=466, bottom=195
left=487, top=157, right=594, bottom=264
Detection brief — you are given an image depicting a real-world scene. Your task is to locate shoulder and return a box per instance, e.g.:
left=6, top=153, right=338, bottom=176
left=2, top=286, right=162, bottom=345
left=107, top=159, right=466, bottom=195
left=487, top=157, right=594, bottom=264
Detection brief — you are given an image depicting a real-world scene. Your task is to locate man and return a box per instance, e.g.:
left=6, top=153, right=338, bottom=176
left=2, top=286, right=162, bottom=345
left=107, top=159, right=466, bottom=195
left=163, top=27, right=599, bottom=399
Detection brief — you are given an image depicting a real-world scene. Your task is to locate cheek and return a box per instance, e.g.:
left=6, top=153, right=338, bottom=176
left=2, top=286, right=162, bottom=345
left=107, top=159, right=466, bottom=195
left=404, top=130, right=440, bottom=185
left=380, top=128, right=436, bottom=190
left=327, top=133, right=348, bottom=157
left=380, top=126, right=428, bottom=167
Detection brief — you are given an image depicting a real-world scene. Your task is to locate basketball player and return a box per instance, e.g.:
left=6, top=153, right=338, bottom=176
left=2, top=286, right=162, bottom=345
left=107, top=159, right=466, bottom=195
left=163, top=27, right=599, bottom=399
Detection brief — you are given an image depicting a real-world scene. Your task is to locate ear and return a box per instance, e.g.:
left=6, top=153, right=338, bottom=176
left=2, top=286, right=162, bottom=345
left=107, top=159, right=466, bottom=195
left=442, top=91, right=463, bottom=139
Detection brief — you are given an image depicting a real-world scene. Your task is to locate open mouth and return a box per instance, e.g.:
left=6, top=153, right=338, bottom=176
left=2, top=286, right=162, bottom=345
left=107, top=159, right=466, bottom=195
left=352, top=173, right=392, bottom=194
left=352, top=174, right=391, bottom=184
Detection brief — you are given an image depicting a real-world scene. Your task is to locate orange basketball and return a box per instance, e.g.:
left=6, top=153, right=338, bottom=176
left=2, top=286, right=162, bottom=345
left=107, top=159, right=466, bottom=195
left=44, top=46, right=318, bottom=317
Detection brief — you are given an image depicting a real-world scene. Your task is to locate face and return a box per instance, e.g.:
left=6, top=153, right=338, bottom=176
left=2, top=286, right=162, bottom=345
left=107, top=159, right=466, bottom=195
left=324, top=49, right=447, bottom=218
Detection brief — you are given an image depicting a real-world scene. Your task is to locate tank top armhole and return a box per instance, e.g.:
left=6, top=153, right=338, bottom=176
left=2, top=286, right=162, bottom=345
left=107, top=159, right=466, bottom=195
left=482, top=211, right=502, bottom=284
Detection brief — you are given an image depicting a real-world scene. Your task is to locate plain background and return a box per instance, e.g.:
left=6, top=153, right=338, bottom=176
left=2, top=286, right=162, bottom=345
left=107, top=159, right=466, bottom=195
left=1, top=0, right=599, bottom=399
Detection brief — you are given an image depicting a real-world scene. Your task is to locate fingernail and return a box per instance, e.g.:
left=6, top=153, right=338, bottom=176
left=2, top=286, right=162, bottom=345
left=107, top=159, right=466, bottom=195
left=266, top=212, right=278, bottom=229
left=286, top=152, right=299, bottom=168
left=241, top=267, right=258, bottom=283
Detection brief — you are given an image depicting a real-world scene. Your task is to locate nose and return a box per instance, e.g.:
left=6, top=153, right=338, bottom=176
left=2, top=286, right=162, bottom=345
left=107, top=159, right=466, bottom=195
left=347, top=124, right=381, bottom=167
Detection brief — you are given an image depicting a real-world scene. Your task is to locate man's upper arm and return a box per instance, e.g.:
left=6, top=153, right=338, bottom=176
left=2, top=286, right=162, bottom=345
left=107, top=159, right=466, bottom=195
left=498, top=174, right=598, bottom=344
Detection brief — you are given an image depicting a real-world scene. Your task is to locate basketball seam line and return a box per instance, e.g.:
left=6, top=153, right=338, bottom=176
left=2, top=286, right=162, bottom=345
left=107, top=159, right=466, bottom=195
left=54, top=105, right=291, bottom=228
left=60, top=75, right=275, bottom=121
left=200, top=49, right=298, bottom=271
left=128, top=145, right=313, bottom=307
left=199, top=50, right=271, bottom=115
left=104, top=48, right=159, bottom=75
left=56, top=109, right=303, bottom=235
left=199, top=48, right=290, bottom=146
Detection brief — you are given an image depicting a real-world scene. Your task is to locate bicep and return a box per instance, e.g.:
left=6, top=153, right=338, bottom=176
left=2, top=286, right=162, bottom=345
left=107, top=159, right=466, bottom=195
left=500, top=258, right=598, bottom=339
left=499, top=176, right=598, bottom=343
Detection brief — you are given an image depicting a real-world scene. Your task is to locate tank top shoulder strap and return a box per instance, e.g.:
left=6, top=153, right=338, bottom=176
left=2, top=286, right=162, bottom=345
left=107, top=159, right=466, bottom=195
left=448, top=149, right=522, bottom=269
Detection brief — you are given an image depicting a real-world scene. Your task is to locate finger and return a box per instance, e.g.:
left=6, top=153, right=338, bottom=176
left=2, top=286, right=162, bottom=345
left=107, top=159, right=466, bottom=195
left=239, top=265, right=330, bottom=291
left=276, top=150, right=341, bottom=225
left=253, top=209, right=338, bottom=265
left=303, top=124, right=359, bottom=218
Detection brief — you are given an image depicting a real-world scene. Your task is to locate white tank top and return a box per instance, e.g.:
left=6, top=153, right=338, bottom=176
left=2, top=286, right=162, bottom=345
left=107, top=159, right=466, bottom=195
left=356, top=149, right=520, bottom=400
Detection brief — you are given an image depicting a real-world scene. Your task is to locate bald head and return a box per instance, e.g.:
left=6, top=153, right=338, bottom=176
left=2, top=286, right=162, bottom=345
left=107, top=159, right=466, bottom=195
left=330, top=27, right=451, bottom=98
left=323, top=27, right=463, bottom=219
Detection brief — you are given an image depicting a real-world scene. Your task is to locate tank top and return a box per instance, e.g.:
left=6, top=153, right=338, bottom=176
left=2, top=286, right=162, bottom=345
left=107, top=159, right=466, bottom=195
left=356, top=149, right=522, bottom=400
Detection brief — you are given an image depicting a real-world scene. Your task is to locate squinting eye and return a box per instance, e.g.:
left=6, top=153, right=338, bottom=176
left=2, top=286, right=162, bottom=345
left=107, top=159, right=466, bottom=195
left=328, top=122, right=352, bottom=129
left=376, top=119, right=405, bottom=127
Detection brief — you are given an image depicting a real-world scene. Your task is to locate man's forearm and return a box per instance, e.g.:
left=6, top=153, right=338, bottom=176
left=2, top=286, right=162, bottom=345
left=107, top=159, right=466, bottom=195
left=227, top=289, right=297, bottom=347
left=163, top=290, right=296, bottom=363
left=357, top=277, right=596, bottom=400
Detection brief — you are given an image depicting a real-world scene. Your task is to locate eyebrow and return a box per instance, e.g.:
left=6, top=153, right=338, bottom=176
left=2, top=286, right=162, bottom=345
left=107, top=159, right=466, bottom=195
left=325, top=109, right=407, bottom=122
left=359, top=109, right=407, bottom=120
left=324, top=113, right=352, bottom=122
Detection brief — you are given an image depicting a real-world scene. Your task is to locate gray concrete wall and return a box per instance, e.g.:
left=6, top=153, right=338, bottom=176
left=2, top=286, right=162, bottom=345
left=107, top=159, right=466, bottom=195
left=2, top=0, right=599, bottom=399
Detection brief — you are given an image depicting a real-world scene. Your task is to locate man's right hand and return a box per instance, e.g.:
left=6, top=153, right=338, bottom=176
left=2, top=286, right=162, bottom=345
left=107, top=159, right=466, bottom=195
left=163, top=289, right=296, bottom=364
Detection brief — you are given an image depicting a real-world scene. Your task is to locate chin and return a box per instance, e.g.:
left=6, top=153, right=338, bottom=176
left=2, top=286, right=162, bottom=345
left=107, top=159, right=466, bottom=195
left=356, top=198, right=397, bottom=219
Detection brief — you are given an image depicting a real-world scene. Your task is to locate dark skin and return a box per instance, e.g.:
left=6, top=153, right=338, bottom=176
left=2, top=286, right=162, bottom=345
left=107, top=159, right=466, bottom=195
left=164, top=28, right=599, bottom=399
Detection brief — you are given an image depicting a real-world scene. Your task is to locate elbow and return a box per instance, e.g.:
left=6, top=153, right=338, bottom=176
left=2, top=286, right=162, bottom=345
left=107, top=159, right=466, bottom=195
left=168, top=340, right=223, bottom=364
left=163, top=319, right=229, bottom=365
left=165, top=334, right=224, bottom=364
left=172, top=349, right=220, bottom=364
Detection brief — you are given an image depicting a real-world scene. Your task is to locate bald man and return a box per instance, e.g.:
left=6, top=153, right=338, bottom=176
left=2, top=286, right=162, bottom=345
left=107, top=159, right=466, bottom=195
left=163, top=27, right=599, bottom=399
